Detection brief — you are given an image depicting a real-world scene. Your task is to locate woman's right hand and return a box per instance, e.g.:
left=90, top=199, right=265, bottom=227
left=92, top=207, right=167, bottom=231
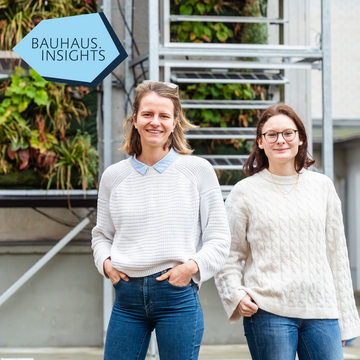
left=237, top=294, right=258, bottom=317
left=104, top=258, right=129, bottom=284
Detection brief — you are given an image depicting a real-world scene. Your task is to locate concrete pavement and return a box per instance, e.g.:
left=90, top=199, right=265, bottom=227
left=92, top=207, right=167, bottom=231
left=0, top=342, right=360, bottom=360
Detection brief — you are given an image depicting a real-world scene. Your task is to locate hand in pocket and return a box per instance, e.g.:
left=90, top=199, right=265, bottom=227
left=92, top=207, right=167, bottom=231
left=104, top=258, right=129, bottom=284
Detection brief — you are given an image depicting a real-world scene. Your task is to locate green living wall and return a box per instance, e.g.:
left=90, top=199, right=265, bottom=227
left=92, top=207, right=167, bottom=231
left=0, top=0, right=98, bottom=190
left=171, top=0, right=269, bottom=184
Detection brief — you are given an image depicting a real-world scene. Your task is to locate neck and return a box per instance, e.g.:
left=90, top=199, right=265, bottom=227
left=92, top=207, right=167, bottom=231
left=268, top=160, right=298, bottom=176
left=136, top=145, right=170, bottom=166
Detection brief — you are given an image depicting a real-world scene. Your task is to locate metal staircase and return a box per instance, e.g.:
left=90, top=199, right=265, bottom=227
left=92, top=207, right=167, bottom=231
left=124, top=0, right=332, bottom=202
left=171, top=70, right=288, bottom=85
left=124, top=0, right=333, bottom=355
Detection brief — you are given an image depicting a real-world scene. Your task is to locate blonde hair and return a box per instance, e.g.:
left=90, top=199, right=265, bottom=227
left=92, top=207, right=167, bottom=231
left=122, top=82, right=196, bottom=156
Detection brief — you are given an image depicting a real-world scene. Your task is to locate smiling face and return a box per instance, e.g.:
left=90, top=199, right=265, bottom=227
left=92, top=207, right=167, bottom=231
left=257, top=114, right=303, bottom=168
left=134, top=92, right=177, bottom=152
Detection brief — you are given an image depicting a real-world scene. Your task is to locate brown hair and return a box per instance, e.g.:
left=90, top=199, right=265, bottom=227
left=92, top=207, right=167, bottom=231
left=121, top=82, right=196, bottom=156
left=243, top=104, right=315, bottom=176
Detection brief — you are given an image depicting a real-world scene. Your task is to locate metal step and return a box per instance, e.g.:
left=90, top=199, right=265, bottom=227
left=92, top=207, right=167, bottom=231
left=171, top=70, right=288, bottom=84
left=169, top=15, right=288, bottom=24
left=160, top=59, right=313, bottom=70
left=199, top=155, right=249, bottom=169
left=159, top=44, right=323, bottom=60
left=181, top=99, right=276, bottom=109
left=186, top=127, right=256, bottom=139
left=0, top=189, right=98, bottom=208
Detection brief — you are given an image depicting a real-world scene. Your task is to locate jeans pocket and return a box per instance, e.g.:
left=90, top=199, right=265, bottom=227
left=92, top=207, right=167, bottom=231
left=166, top=278, right=192, bottom=288
left=112, top=278, right=121, bottom=288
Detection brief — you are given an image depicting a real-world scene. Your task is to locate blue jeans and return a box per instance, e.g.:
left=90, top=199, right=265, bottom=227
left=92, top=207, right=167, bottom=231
left=243, top=309, right=343, bottom=360
left=104, top=270, right=204, bottom=360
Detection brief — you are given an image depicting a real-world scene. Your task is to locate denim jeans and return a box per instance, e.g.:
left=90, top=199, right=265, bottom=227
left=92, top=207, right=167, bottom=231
left=243, top=309, right=343, bottom=360
left=104, top=270, right=204, bottom=360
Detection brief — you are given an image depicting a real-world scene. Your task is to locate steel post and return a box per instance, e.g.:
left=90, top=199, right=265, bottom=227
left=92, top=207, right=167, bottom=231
left=321, top=0, right=333, bottom=180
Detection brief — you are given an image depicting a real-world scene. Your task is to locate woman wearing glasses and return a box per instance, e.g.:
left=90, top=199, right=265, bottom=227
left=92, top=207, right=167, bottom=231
left=92, top=81, right=230, bottom=360
left=215, top=104, right=360, bottom=360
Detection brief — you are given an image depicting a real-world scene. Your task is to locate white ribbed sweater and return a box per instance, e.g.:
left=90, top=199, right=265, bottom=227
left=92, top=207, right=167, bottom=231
left=215, top=168, right=360, bottom=340
left=91, top=155, right=231, bottom=284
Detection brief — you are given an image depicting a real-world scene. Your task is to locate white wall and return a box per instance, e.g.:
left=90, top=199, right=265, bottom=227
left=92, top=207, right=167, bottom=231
left=311, top=0, right=360, bottom=120
left=346, top=145, right=360, bottom=289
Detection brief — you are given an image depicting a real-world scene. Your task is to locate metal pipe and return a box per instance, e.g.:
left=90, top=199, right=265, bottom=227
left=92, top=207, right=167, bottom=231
left=148, top=0, right=159, bottom=80
left=0, top=217, right=90, bottom=307
left=102, top=0, right=114, bottom=345
left=356, top=173, right=360, bottom=290
left=124, top=0, right=134, bottom=115
left=169, top=15, right=288, bottom=24
left=321, top=0, right=333, bottom=181
left=159, top=59, right=313, bottom=70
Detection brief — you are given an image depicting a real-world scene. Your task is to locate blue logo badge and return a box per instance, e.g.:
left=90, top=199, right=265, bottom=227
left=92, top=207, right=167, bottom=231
left=13, top=13, right=128, bottom=87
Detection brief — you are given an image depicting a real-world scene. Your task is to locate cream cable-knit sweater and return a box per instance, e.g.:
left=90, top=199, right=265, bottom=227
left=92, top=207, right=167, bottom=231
left=215, top=168, right=360, bottom=340
left=91, top=155, right=231, bottom=284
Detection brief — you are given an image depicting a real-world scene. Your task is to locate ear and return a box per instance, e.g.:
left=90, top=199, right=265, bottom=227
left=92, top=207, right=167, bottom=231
left=133, top=114, right=137, bottom=126
left=257, top=139, right=263, bottom=149
left=173, top=117, right=178, bottom=130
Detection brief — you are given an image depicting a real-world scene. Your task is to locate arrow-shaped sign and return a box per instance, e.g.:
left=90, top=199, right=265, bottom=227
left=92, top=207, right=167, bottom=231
left=13, top=13, right=128, bottom=87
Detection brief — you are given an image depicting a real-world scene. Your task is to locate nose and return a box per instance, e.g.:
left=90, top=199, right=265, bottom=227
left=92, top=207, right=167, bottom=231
left=276, top=133, right=286, bottom=143
left=150, top=115, right=160, bottom=126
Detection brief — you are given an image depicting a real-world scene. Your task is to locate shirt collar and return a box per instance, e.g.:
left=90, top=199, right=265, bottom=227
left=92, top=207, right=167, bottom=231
left=130, top=148, right=179, bottom=175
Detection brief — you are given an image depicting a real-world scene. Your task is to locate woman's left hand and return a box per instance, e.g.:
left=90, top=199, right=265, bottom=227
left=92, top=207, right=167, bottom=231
left=342, top=340, right=346, bottom=347
left=156, top=260, right=199, bottom=286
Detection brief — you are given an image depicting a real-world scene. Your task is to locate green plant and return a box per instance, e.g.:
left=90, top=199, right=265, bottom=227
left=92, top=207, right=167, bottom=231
left=171, top=0, right=268, bottom=44
left=52, top=131, right=98, bottom=191
left=181, top=82, right=259, bottom=127
left=0, top=67, right=97, bottom=189
left=172, top=21, right=234, bottom=43
left=180, top=82, right=265, bottom=155
left=0, top=0, right=97, bottom=51
left=0, top=66, right=89, bottom=169
left=238, top=0, right=267, bottom=45
left=0, top=66, right=45, bottom=172
left=173, top=0, right=243, bottom=16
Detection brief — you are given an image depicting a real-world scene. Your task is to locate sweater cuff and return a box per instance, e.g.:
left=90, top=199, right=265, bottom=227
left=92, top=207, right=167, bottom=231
left=225, top=289, right=248, bottom=324
left=96, top=252, right=112, bottom=278
left=189, top=254, right=208, bottom=283
left=340, top=325, right=360, bottom=341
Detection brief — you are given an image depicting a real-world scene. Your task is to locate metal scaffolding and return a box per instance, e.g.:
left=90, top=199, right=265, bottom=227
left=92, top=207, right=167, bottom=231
left=125, top=0, right=333, bottom=180
left=118, top=0, right=333, bottom=356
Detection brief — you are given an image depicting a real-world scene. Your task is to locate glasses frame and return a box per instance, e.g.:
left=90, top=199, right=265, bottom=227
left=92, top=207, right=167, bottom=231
left=142, top=80, right=179, bottom=90
left=262, top=129, right=298, bottom=143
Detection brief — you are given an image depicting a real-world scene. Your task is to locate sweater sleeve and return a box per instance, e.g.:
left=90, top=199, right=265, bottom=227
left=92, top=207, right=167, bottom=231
left=325, top=179, right=360, bottom=340
left=91, top=169, right=116, bottom=277
left=189, top=166, right=231, bottom=283
left=214, top=184, right=250, bottom=323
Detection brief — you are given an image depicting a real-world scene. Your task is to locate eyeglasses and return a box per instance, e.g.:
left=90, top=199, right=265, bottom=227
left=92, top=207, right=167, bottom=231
left=142, top=80, right=179, bottom=90
left=262, top=129, right=298, bottom=143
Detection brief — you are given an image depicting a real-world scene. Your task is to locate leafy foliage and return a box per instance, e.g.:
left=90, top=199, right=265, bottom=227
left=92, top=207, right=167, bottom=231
left=239, top=0, right=268, bottom=44
left=0, top=0, right=97, bottom=50
left=180, top=82, right=263, bottom=127
left=0, top=67, right=98, bottom=190
left=171, top=0, right=268, bottom=44
left=52, top=131, right=98, bottom=191
left=181, top=82, right=266, bottom=158
left=172, top=21, right=234, bottom=43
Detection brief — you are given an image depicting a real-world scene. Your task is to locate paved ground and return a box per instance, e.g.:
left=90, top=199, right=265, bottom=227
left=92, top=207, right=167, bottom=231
left=1, top=340, right=360, bottom=360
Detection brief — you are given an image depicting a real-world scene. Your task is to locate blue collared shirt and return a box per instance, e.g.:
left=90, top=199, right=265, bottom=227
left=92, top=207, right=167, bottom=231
left=130, top=148, right=179, bottom=175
